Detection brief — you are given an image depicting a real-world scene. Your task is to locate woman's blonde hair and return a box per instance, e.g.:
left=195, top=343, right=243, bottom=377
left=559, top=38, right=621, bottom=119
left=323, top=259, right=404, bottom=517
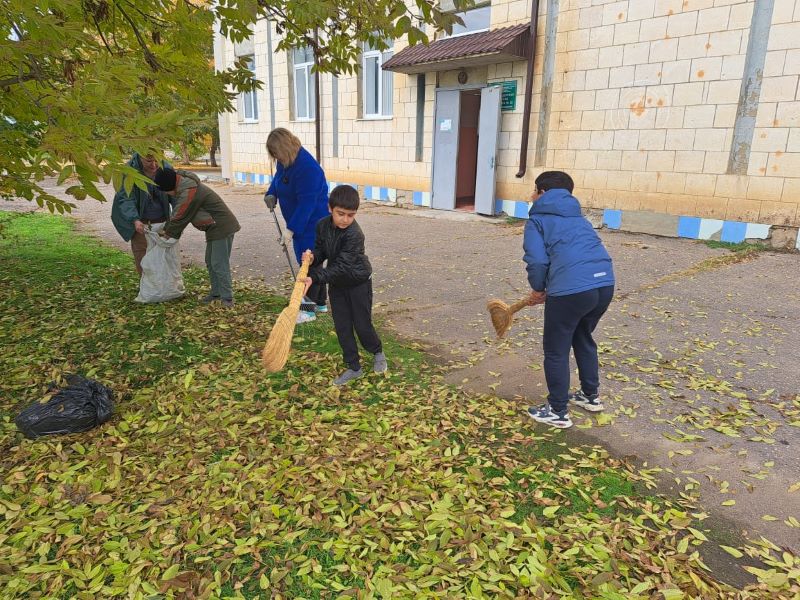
left=266, top=128, right=302, bottom=166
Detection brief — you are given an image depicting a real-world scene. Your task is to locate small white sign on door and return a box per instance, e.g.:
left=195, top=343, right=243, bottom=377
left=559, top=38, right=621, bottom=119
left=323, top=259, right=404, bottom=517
left=439, top=118, right=452, bottom=132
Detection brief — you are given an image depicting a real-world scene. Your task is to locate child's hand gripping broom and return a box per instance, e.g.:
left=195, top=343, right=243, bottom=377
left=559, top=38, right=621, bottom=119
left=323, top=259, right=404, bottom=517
left=261, top=253, right=312, bottom=372
left=487, top=297, right=532, bottom=339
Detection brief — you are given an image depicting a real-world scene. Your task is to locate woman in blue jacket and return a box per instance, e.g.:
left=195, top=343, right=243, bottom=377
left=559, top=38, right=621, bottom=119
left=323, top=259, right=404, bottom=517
left=266, top=128, right=330, bottom=320
left=523, top=171, right=615, bottom=429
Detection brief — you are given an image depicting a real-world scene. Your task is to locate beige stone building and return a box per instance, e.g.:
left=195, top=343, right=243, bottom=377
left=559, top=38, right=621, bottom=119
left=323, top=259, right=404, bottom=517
left=214, top=0, right=800, bottom=247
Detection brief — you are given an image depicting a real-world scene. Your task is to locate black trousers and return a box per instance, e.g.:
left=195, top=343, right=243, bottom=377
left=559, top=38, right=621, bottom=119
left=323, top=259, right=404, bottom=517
left=329, top=280, right=382, bottom=370
left=543, top=286, right=614, bottom=413
left=306, top=280, right=327, bottom=307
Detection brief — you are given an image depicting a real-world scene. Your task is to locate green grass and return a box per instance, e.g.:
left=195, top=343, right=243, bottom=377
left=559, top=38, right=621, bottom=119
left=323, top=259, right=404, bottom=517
left=502, top=215, right=525, bottom=226
left=1, top=211, right=789, bottom=599
left=703, top=239, right=768, bottom=253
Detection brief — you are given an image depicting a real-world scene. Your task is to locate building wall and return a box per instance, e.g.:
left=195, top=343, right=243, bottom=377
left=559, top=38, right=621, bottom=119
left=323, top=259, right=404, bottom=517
left=217, top=0, right=800, bottom=228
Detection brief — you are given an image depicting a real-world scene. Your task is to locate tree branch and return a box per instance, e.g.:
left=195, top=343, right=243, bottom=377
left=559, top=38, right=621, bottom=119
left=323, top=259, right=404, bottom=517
left=120, top=0, right=170, bottom=26
left=112, top=0, right=161, bottom=71
left=0, top=72, right=40, bottom=88
left=90, top=13, right=115, bottom=55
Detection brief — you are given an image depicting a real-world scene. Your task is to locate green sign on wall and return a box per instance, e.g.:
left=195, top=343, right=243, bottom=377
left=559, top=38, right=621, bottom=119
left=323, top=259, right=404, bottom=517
left=489, top=80, right=517, bottom=111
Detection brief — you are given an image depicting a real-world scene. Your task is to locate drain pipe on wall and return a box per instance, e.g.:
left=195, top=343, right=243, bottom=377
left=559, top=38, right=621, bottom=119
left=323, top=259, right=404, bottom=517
left=516, top=0, right=539, bottom=178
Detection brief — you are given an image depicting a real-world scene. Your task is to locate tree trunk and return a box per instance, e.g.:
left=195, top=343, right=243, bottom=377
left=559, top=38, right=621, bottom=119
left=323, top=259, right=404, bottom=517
left=180, top=141, right=190, bottom=165
left=210, top=129, right=219, bottom=168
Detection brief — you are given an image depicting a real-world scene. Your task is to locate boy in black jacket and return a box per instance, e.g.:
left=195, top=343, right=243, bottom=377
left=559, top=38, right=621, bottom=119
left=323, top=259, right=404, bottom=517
left=302, top=185, right=387, bottom=385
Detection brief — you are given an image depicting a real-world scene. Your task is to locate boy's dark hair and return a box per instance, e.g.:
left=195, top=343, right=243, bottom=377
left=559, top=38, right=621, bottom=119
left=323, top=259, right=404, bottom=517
left=329, top=185, right=360, bottom=211
left=535, top=171, right=574, bottom=194
left=154, top=167, right=177, bottom=191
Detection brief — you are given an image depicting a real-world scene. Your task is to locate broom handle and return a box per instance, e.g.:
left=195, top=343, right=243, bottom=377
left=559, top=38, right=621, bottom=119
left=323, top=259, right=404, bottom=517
left=509, top=298, right=529, bottom=314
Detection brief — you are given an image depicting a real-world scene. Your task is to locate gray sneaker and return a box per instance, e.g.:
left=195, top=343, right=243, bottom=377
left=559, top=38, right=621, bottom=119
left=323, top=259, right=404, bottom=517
left=202, top=294, right=220, bottom=304
left=220, top=298, right=235, bottom=308
left=333, top=368, right=363, bottom=386
left=570, top=390, right=604, bottom=412
left=373, top=352, right=388, bottom=374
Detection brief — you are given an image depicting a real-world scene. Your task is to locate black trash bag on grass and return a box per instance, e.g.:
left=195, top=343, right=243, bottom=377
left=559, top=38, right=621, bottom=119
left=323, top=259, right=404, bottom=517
left=15, top=375, right=114, bottom=439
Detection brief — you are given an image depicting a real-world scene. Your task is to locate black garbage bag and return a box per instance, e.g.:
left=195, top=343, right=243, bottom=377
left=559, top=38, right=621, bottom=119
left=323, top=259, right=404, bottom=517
left=15, top=375, right=114, bottom=439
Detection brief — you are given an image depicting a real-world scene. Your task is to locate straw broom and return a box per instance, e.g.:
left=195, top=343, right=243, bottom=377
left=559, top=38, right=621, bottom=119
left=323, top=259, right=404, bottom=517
left=262, top=253, right=312, bottom=372
left=487, top=297, right=530, bottom=339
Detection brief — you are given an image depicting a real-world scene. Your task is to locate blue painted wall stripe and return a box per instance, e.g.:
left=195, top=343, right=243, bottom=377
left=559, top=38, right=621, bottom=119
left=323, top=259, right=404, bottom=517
left=677, top=216, right=702, bottom=239
left=230, top=172, right=786, bottom=247
left=513, top=201, right=530, bottom=219
left=603, top=209, right=622, bottom=230
left=721, top=221, right=748, bottom=243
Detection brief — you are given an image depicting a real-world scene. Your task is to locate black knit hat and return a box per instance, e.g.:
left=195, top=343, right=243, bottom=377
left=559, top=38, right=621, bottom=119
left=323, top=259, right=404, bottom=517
left=154, top=167, right=177, bottom=191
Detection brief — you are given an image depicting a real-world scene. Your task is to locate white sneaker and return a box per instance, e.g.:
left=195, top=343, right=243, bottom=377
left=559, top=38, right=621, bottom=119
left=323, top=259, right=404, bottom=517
left=527, top=404, right=573, bottom=429
left=296, top=310, right=316, bottom=324
left=570, top=390, right=604, bottom=412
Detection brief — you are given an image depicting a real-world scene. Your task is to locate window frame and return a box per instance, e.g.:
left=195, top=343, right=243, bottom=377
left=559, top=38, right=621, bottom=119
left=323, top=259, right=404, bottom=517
left=293, top=47, right=316, bottom=121
left=239, top=55, right=259, bottom=123
left=446, top=5, right=491, bottom=38
left=361, top=42, right=393, bottom=119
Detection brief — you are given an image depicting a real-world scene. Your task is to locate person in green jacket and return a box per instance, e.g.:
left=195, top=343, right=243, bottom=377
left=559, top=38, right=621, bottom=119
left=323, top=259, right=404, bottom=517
left=154, top=167, right=242, bottom=307
left=110, top=153, right=172, bottom=275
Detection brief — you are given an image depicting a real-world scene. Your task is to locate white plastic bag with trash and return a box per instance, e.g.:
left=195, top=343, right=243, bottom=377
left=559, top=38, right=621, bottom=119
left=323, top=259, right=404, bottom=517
left=135, top=223, right=185, bottom=303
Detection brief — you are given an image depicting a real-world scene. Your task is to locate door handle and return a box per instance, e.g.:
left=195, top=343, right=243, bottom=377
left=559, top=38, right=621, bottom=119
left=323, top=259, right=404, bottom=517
left=489, top=156, right=495, bottom=169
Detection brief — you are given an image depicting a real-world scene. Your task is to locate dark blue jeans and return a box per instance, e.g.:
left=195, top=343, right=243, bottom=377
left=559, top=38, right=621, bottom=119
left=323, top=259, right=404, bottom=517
left=542, top=286, right=614, bottom=413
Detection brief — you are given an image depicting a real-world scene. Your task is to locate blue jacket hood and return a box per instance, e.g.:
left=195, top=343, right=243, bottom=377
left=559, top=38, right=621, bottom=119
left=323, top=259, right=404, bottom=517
left=523, top=189, right=615, bottom=296
left=531, top=188, right=583, bottom=218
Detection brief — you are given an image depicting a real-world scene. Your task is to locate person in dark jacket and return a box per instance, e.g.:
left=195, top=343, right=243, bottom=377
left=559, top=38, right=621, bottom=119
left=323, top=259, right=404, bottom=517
left=302, top=185, right=387, bottom=386
left=265, top=128, right=330, bottom=320
left=523, top=171, right=615, bottom=429
left=110, top=153, right=172, bottom=275
left=154, top=168, right=241, bottom=307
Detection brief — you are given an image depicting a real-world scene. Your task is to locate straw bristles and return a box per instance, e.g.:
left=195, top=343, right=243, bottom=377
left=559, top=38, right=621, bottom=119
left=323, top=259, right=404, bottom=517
left=262, top=255, right=312, bottom=372
left=487, top=299, right=513, bottom=338
left=487, top=297, right=529, bottom=338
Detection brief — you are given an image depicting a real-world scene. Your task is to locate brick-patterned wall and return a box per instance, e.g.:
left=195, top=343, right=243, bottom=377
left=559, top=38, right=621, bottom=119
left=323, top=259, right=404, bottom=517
left=218, top=0, right=800, bottom=226
left=219, top=21, right=435, bottom=196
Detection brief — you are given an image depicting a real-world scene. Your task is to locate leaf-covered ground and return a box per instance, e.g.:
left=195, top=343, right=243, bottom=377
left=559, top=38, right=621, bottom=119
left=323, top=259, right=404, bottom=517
left=1, top=212, right=797, bottom=599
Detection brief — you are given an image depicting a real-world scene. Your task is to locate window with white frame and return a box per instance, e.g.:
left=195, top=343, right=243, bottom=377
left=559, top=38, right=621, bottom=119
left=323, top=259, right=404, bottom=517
left=448, top=5, right=491, bottom=37
left=362, top=40, right=393, bottom=118
left=293, top=46, right=315, bottom=120
left=240, top=55, right=258, bottom=121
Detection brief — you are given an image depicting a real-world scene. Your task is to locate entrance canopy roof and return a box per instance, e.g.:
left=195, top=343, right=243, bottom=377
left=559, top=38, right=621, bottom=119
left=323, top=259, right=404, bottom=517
left=382, top=23, right=531, bottom=75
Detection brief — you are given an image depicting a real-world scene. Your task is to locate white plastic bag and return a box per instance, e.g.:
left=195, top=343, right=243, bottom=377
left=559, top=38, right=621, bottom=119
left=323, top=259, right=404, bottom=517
left=135, top=223, right=185, bottom=303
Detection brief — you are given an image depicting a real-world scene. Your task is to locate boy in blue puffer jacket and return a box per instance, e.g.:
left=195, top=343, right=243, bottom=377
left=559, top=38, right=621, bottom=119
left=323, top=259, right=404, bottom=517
left=523, top=171, right=615, bottom=429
